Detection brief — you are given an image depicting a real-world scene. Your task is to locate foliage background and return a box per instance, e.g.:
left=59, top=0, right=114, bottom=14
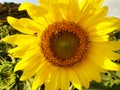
left=0, top=2, right=120, bottom=90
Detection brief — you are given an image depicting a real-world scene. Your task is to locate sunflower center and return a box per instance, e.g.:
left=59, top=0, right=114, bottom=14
left=41, top=21, right=88, bottom=67
left=50, top=31, right=80, bottom=60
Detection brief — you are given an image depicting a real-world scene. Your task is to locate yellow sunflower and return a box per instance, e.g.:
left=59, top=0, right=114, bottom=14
left=2, top=0, right=120, bottom=90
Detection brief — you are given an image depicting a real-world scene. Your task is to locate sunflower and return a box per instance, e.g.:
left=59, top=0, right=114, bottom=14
left=2, top=0, right=120, bottom=90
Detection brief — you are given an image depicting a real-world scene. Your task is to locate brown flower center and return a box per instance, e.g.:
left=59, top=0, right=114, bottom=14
left=41, top=21, right=88, bottom=67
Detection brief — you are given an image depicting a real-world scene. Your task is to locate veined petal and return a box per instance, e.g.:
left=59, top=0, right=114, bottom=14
left=74, top=56, right=105, bottom=87
left=69, top=69, right=82, bottom=90
left=94, top=0, right=104, bottom=8
left=103, top=59, right=120, bottom=70
left=74, top=66, right=90, bottom=88
left=47, top=4, right=64, bottom=21
left=39, top=0, right=68, bottom=7
left=88, top=17, right=120, bottom=36
left=89, top=35, right=109, bottom=42
left=9, top=45, right=40, bottom=58
left=94, top=17, right=120, bottom=29
left=19, top=2, right=47, bottom=15
left=65, top=0, right=81, bottom=21
left=19, top=18, right=45, bottom=33
left=90, top=48, right=120, bottom=60
left=20, top=56, right=44, bottom=80
left=32, top=61, right=52, bottom=90
left=79, top=0, right=104, bottom=10
left=38, top=0, right=51, bottom=7
left=14, top=50, right=41, bottom=72
left=78, top=0, right=104, bottom=23
left=97, top=59, right=120, bottom=71
left=8, top=46, right=29, bottom=57
left=90, top=41, right=120, bottom=52
left=89, top=41, right=120, bottom=57
left=48, top=67, right=70, bottom=90
left=83, top=6, right=108, bottom=28
left=89, top=41, right=120, bottom=60
left=76, top=60, right=101, bottom=83
left=88, top=53, right=120, bottom=71
left=79, top=0, right=93, bottom=13
left=19, top=2, right=51, bottom=26
left=58, top=68, right=69, bottom=90
left=2, top=34, right=39, bottom=46
left=77, top=0, right=91, bottom=22
left=7, top=17, right=42, bottom=35
left=45, top=67, right=59, bottom=90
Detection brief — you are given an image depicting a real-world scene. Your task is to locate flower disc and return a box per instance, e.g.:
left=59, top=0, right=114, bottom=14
left=41, top=21, right=88, bottom=67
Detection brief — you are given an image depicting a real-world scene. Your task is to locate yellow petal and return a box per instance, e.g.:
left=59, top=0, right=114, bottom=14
left=103, top=59, right=120, bottom=70
left=88, top=17, right=120, bottom=36
left=2, top=34, right=39, bottom=46
left=58, top=68, right=70, bottom=90
left=9, top=44, right=40, bottom=58
left=78, top=0, right=104, bottom=23
left=19, top=2, right=47, bottom=15
left=20, top=56, right=44, bottom=80
left=7, top=17, right=40, bottom=35
left=49, top=4, right=63, bottom=21
left=89, top=41, right=120, bottom=60
left=94, top=0, right=104, bottom=8
left=74, top=56, right=105, bottom=88
left=46, top=67, right=70, bottom=90
left=32, top=61, right=51, bottom=90
left=88, top=53, right=120, bottom=71
left=74, top=67, right=90, bottom=88
left=8, top=46, right=29, bottom=57
left=90, top=49, right=120, bottom=60
left=89, top=35, right=109, bottom=42
left=65, top=0, right=80, bottom=21
left=19, top=18, right=45, bottom=33
left=77, top=0, right=91, bottom=22
left=38, top=0, right=51, bottom=7
left=39, top=0, right=68, bottom=7
left=45, top=67, right=59, bottom=90
left=69, top=69, right=82, bottom=90
left=83, top=6, right=108, bottom=28
left=14, top=50, right=40, bottom=72
left=39, top=0, right=65, bottom=21
left=79, top=60, right=101, bottom=82
left=79, top=0, right=88, bottom=10
left=19, top=2, right=51, bottom=26
left=90, top=41, right=120, bottom=52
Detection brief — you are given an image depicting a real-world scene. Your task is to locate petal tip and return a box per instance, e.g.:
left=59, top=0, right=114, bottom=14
left=1, top=37, right=6, bottom=42
left=18, top=2, right=32, bottom=11
left=20, top=75, right=26, bottom=81
left=1, top=36, right=10, bottom=43
left=7, top=16, right=18, bottom=25
left=14, top=67, right=19, bottom=72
